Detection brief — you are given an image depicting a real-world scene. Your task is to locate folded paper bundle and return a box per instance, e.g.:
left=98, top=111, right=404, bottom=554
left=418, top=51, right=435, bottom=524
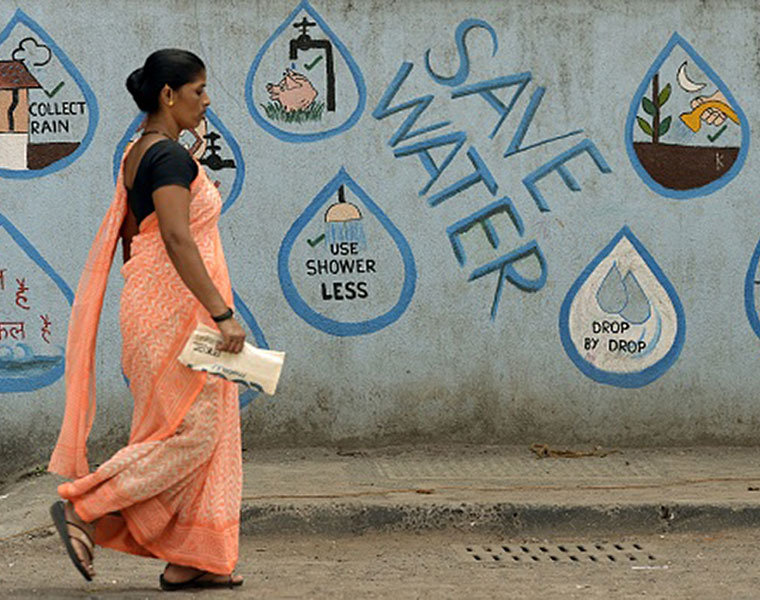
left=178, top=324, right=285, bottom=395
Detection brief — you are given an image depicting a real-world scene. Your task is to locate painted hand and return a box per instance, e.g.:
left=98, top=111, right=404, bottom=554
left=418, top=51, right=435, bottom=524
left=690, top=90, right=732, bottom=127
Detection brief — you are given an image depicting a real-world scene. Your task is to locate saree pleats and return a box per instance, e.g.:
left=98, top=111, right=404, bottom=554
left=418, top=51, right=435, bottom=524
left=49, top=150, right=241, bottom=574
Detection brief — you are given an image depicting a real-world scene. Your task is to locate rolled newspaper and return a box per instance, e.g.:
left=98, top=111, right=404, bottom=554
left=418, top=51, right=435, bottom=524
left=178, top=324, right=285, bottom=395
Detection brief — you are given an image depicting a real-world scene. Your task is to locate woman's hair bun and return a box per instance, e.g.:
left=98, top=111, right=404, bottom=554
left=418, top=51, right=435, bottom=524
left=126, top=67, right=150, bottom=111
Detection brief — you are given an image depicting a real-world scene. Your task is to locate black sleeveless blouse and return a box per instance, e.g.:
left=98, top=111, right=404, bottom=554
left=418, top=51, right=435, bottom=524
left=126, top=139, right=198, bottom=226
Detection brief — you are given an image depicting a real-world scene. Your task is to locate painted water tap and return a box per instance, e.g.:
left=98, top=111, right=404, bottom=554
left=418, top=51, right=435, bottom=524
left=266, top=68, right=318, bottom=113
left=680, top=90, right=739, bottom=132
left=289, top=16, right=335, bottom=111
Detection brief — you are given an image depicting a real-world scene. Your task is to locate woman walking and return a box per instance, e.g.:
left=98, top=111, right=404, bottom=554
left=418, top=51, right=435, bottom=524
left=48, top=49, right=246, bottom=591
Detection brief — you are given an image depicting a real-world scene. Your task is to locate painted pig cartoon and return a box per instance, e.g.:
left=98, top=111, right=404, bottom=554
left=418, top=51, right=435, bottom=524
left=266, top=69, right=318, bottom=112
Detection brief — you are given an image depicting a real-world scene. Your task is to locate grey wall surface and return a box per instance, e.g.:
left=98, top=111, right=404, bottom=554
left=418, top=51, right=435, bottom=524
left=1, top=0, right=759, bottom=479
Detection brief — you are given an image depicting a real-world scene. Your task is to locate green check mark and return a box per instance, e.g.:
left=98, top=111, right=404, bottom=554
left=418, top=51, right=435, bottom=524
left=44, top=81, right=65, bottom=98
left=707, top=124, right=727, bottom=143
left=304, top=56, right=323, bottom=71
left=307, top=233, right=325, bottom=247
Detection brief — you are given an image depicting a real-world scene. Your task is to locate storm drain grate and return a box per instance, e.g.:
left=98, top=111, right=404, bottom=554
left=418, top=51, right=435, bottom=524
left=461, top=542, right=658, bottom=565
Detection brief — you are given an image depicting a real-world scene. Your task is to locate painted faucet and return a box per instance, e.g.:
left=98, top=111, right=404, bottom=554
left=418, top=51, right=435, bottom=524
left=288, top=16, right=335, bottom=111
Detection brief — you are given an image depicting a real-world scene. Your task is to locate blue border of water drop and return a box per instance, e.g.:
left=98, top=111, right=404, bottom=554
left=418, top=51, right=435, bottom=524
left=624, top=32, right=750, bottom=200
left=278, top=168, right=416, bottom=336
left=0, top=212, right=73, bottom=392
left=743, top=238, right=760, bottom=341
left=112, top=109, right=245, bottom=214
left=233, top=288, right=271, bottom=409
left=559, top=226, right=686, bottom=388
left=112, top=112, right=143, bottom=183
left=245, top=0, right=367, bottom=143
left=0, top=9, right=98, bottom=179
left=208, top=109, right=246, bottom=215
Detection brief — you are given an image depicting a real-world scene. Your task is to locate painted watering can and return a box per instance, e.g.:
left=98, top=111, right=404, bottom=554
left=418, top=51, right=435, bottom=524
left=680, top=101, right=739, bottom=133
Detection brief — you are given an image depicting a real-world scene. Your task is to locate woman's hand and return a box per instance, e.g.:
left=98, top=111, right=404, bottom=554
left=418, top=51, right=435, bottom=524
left=216, top=317, right=246, bottom=354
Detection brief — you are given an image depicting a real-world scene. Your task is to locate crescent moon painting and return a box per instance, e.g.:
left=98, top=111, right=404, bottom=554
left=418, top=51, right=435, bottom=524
left=676, top=61, right=706, bottom=93
left=625, top=33, right=749, bottom=199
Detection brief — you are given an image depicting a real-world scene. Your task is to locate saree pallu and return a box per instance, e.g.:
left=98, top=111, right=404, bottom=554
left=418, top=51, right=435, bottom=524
left=48, top=151, right=242, bottom=575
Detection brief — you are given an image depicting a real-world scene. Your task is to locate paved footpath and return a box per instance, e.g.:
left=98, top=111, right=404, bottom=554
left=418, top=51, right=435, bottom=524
left=4, top=528, right=760, bottom=598
left=4, top=444, right=760, bottom=541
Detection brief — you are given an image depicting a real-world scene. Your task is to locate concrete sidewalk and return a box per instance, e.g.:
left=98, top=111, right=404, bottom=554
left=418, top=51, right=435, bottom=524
left=3, top=445, right=760, bottom=542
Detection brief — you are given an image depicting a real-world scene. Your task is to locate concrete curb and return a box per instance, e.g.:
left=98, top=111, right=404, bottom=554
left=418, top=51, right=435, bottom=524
left=240, top=501, right=760, bottom=537
left=6, top=447, right=760, bottom=542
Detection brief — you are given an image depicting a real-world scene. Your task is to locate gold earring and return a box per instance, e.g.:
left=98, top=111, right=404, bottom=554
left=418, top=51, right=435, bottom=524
left=169, top=99, right=174, bottom=107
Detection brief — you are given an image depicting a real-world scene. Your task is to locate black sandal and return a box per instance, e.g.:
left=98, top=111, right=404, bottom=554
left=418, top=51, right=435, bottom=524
left=50, top=500, right=95, bottom=581
left=159, top=569, right=243, bottom=591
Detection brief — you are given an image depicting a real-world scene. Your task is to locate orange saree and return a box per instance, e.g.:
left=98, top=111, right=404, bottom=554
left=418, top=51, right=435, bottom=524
left=48, top=149, right=242, bottom=575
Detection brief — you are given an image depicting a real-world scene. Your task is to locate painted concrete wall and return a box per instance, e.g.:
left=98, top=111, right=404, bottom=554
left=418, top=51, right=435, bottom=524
left=1, top=0, right=759, bottom=478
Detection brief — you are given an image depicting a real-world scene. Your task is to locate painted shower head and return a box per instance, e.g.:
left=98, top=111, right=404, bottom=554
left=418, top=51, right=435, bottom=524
left=324, top=185, right=362, bottom=223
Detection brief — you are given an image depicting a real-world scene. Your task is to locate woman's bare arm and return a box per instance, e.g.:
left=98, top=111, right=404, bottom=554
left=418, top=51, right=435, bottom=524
left=153, top=184, right=245, bottom=353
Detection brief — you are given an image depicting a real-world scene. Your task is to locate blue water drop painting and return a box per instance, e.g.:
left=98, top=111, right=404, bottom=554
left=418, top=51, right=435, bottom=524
left=232, top=289, right=271, bottom=409
left=278, top=168, right=416, bottom=336
left=246, top=0, right=366, bottom=143
left=0, top=9, right=97, bottom=178
left=559, top=227, right=685, bottom=388
left=625, top=33, right=749, bottom=199
left=113, top=109, right=244, bottom=215
left=0, top=212, right=72, bottom=392
left=742, top=239, right=760, bottom=343
left=596, top=264, right=627, bottom=315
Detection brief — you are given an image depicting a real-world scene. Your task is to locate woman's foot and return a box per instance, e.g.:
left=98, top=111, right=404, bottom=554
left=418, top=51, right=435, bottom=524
left=49, top=500, right=96, bottom=580
left=64, top=501, right=96, bottom=578
left=160, top=564, right=244, bottom=590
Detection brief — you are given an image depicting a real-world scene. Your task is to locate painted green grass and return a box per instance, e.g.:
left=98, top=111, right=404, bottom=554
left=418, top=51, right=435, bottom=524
left=262, top=101, right=325, bottom=123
